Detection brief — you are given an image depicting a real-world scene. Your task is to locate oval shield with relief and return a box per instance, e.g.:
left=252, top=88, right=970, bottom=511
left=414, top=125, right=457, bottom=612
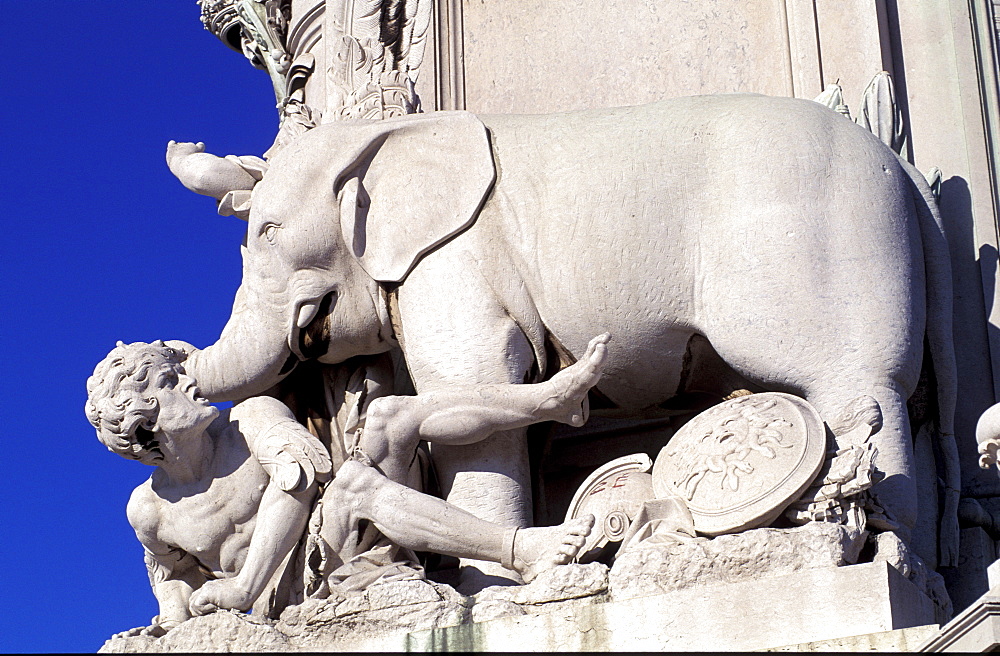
left=651, top=392, right=826, bottom=536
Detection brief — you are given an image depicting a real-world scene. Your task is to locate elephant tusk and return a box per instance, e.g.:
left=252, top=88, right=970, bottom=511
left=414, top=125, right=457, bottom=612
left=296, top=302, right=320, bottom=330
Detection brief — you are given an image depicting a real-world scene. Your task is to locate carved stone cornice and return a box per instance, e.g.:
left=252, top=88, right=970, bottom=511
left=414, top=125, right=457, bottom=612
left=918, top=590, right=1000, bottom=651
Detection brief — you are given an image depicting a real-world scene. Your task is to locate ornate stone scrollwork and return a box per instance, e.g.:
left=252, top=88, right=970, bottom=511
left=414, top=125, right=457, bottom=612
left=198, top=0, right=293, bottom=104
left=325, top=0, right=433, bottom=120
left=198, top=0, right=242, bottom=50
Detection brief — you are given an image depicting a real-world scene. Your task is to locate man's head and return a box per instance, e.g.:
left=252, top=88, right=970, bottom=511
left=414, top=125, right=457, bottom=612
left=85, top=341, right=192, bottom=462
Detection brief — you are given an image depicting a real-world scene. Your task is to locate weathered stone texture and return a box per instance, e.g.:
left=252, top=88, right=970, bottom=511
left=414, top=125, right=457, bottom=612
left=610, top=521, right=865, bottom=601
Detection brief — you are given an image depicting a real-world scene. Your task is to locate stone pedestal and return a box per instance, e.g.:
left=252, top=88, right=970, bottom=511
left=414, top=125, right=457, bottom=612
left=402, top=562, right=935, bottom=652
left=101, top=561, right=940, bottom=652
left=919, top=564, right=1000, bottom=652
left=764, top=626, right=940, bottom=652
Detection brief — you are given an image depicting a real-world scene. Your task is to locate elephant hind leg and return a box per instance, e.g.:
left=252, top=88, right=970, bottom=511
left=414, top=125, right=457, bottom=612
left=699, top=323, right=920, bottom=541
left=798, top=381, right=917, bottom=542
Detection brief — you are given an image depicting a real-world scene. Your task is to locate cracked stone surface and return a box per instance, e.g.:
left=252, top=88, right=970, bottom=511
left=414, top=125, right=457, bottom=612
left=100, top=578, right=472, bottom=653
left=100, top=565, right=613, bottom=652
left=609, top=521, right=867, bottom=601
left=100, top=611, right=290, bottom=654
left=477, top=562, right=609, bottom=607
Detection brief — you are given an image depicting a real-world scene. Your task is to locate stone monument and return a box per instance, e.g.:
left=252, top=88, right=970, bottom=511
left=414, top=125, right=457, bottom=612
left=96, top=0, right=1000, bottom=652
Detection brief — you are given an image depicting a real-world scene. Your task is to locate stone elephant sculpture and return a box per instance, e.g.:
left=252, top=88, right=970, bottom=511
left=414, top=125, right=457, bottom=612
left=175, top=94, right=959, bottom=576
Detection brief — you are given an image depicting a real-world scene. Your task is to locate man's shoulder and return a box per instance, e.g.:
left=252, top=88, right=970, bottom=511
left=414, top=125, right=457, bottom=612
left=226, top=396, right=332, bottom=492
left=126, top=478, right=162, bottom=541
left=229, top=395, right=292, bottom=421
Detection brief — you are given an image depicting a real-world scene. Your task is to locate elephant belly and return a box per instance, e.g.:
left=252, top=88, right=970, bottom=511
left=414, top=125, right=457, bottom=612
left=553, top=320, right=694, bottom=410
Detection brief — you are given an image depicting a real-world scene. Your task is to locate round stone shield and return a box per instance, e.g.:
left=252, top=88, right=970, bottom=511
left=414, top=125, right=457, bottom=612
left=651, top=392, right=826, bottom=536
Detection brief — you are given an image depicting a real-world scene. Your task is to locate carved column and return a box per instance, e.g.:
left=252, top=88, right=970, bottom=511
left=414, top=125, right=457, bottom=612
left=286, top=1, right=327, bottom=115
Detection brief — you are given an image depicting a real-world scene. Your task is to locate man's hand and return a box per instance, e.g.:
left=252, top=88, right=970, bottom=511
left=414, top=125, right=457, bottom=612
left=188, top=579, right=255, bottom=616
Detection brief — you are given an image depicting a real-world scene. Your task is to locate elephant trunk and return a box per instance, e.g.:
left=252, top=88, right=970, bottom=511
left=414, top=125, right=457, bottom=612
left=977, top=403, right=1000, bottom=448
left=182, top=286, right=298, bottom=402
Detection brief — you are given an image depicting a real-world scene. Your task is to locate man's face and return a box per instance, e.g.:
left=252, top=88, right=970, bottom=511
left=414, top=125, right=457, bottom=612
left=152, top=367, right=219, bottom=442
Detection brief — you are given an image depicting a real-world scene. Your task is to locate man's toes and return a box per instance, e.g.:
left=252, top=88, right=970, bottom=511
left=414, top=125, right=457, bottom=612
left=585, top=333, right=611, bottom=360
left=553, top=543, right=577, bottom=560
left=587, top=332, right=610, bottom=350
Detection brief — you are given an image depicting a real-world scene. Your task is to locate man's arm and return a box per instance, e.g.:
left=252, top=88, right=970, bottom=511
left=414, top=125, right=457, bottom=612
left=188, top=480, right=315, bottom=615
left=141, top=546, right=206, bottom=632
left=188, top=400, right=326, bottom=615
left=125, top=485, right=206, bottom=636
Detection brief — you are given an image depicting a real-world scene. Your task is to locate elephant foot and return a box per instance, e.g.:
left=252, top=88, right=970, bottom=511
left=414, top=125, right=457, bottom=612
left=539, top=332, right=611, bottom=426
left=512, top=514, right=595, bottom=583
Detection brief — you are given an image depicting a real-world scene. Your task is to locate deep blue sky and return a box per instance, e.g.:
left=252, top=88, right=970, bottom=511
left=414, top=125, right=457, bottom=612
left=2, top=5, right=278, bottom=652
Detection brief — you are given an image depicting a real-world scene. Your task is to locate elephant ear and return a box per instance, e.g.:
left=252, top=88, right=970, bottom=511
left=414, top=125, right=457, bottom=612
left=334, top=111, right=496, bottom=283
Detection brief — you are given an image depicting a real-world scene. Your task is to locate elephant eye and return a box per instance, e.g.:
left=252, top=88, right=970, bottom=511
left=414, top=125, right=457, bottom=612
left=260, top=222, right=281, bottom=243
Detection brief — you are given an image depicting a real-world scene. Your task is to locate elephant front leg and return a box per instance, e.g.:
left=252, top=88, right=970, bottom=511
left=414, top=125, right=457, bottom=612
left=394, top=259, right=538, bottom=590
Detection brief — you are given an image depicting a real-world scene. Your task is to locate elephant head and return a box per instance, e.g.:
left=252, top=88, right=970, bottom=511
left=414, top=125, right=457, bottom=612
left=185, top=112, right=496, bottom=401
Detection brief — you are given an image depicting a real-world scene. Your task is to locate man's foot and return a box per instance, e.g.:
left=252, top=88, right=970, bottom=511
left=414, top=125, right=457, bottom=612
left=537, top=333, right=611, bottom=426
left=511, top=515, right=595, bottom=583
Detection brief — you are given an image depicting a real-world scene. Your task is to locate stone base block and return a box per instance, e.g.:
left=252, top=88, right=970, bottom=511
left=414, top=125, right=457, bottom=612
left=919, top=586, right=1000, bottom=651
left=403, top=562, right=936, bottom=652
left=101, top=561, right=939, bottom=652
left=761, top=625, right=940, bottom=652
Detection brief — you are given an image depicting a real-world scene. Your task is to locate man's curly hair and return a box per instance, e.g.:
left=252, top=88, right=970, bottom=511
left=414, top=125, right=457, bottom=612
left=85, top=341, right=187, bottom=459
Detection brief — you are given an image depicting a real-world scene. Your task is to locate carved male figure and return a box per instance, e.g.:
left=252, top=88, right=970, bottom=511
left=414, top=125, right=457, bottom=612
left=87, top=337, right=605, bottom=633
left=86, top=341, right=330, bottom=636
